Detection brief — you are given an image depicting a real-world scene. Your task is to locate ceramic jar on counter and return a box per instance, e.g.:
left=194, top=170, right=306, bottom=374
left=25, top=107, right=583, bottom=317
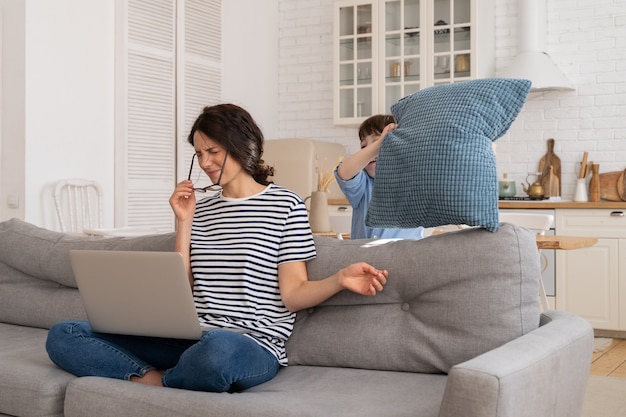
left=498, top=173, right=516, bottom=198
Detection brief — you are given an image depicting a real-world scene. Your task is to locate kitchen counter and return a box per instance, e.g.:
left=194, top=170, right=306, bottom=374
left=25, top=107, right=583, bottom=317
left=535, top=235, right=598, bottom=250
left=333, top=198, right=626, bottom=210
left=499, top=200, right=626, bottom=209
left=328, top=199, right=350, bottom=206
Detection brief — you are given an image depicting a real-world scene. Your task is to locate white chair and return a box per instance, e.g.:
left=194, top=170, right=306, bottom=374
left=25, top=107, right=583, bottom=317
left=53, top=178, right=160, bottom=236
left=53, top=179, right=103, bottom=234
left=499, top=212, right=554, bottom=311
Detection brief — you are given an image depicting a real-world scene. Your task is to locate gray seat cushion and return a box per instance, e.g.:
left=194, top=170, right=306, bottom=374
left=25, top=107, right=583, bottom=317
left=0, top=323, right=76, bottom=417
left=64, top=367, right=448, bottom=417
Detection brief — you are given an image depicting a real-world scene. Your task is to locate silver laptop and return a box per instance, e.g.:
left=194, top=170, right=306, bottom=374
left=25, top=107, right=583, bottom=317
left=69, top=250, right=204, bottom=340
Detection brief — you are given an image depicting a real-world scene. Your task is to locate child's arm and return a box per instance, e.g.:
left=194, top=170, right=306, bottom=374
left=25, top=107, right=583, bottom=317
left=336, top=123, right=395, bottom=180
left=336, top=142, right=381, bottom=180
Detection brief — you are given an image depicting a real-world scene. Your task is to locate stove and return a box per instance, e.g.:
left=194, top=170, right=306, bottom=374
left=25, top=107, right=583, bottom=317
left=499, top=196, right=548, bottom=201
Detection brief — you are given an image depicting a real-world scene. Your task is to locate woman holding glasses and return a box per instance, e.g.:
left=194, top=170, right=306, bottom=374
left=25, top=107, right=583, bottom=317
left=46, top=103, right=388, bottom=393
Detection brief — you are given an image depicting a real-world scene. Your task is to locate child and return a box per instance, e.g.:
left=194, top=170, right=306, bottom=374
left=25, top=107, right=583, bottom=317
left=334, top=114, right=424, bottom=240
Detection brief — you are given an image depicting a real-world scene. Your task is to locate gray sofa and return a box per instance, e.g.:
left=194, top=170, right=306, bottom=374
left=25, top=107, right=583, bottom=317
left=0, top=218, right=593, bottom=417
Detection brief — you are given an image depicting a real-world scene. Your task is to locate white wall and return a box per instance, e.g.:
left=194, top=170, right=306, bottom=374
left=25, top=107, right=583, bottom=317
left=221, top=0, right=279, bottom=138
left=0, top=0, right=277, bottom=229
left=24, top=0, right=115, bottom=228
left=277, top=0, right=354, bottom=144
left=0, top=0, right=115, bottom=228
left=277, top=0, right=626, bottom=200
left=0, top=0, right=26, bottom=222
left=493, top=0, right=626, bottom=198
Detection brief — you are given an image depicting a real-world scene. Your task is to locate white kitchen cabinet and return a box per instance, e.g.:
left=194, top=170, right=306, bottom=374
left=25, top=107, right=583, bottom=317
left=555, top=209, right=626, bottom=330
left=332, top=0, right=494, bottom=126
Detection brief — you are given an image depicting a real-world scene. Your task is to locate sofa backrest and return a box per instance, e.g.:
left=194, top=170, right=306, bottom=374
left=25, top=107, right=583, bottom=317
left=0, top=218, right=541, bottom=375
left=0, top=218, right=177, bottom=329
left=287, top=224, right=541, bottom=374
left=0, top=218, right=177, bottom=288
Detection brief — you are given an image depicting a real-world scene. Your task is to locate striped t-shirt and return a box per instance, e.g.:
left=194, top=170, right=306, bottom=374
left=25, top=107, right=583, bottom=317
left=190, top=184, right=316, bottom=365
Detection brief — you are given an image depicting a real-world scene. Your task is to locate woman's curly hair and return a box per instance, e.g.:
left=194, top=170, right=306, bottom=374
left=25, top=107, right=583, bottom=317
left=187, top=104, right=274, bottom=185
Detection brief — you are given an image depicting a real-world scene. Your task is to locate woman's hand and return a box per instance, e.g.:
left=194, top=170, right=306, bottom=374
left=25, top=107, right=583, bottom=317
left=339, top=262, right=388, bottom=296
left=170, top=180, right=196, bottom=286
left=278, top=261, right=388, bottom=312
left=169, top=180, right=196, bottom=222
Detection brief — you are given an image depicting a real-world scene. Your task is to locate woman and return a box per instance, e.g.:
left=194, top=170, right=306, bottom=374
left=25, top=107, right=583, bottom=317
left=46, top=104, right=388, bottom=392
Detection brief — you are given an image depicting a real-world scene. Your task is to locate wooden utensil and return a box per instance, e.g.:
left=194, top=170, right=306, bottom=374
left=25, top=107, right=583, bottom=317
left=544, top=165, right=560, bottom=198
left=579, top=151, right=588, bottom=179
left=599, top=169, right=626, bottom=201
left=618, top=170, right=626, bottom=201
left=539, top=138, right=561, bottom=196
left=589, top=164, right=600, bottom=202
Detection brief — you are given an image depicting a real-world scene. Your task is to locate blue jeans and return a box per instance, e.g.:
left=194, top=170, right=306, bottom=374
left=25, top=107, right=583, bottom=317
left=45, top=321, right=280, bottom=392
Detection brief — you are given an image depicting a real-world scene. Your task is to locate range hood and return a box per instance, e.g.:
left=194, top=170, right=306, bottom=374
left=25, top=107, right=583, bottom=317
left=499, top=0, right=574, bottom=92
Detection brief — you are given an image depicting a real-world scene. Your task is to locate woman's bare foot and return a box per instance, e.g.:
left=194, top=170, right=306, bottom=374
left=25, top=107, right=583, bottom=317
left=130, top=370, right=164, bottom=387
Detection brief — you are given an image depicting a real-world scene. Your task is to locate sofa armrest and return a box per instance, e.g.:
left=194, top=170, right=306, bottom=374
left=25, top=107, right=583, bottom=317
left=439, top=310, right=593, bottom=417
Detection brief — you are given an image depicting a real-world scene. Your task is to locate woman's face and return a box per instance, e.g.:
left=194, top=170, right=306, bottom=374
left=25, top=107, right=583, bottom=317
left=361, top=132, right=382, bottom=178
left=193, top=131, right=240, bottom=188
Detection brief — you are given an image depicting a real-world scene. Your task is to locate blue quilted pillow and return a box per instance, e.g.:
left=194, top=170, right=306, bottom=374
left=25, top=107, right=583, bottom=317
left=366, top=78, right=531, bottom=232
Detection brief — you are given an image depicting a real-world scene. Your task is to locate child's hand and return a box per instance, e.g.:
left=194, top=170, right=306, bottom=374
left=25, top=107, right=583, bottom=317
left=381, top=122, right=396, bottom=141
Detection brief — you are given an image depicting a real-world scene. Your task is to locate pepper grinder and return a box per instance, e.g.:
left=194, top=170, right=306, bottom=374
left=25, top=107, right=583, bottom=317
left=589, top=164, right=600, bottom=202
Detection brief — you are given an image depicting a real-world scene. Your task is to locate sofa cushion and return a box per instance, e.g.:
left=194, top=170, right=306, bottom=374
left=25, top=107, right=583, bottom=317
left=0, top=218, right=176, bottom=288
left=0, top=323, right=75, bottom=417
left=64, top=368, right=447, bottom=417
left=366, top=78, right=531, bottom=232
left=288, top=224, right=541, bottom=373
left=0, top=262, right=86, bottom=329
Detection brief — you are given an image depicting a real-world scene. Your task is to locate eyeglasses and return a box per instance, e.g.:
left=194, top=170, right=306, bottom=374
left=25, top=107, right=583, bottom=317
left=187, top=151, right=228, bottom=192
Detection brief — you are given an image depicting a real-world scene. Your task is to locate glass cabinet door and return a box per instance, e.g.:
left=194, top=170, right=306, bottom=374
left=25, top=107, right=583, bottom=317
left=338, top=4, right=375, bottom=120
left=334, top=0, right=488, bottom=126
left=382, top=0, right=422, bottom=113
left=432, top=0, right=471, bottom=85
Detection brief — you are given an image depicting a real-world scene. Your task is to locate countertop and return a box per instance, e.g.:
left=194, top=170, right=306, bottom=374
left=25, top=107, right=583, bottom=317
left=499, top=200, right=626, bottom=209
left=332, top=198, right=626, bottom=210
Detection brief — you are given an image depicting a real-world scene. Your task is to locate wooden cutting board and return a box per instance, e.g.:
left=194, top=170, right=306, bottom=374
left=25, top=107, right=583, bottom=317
left=539, top=138, right=561, bottom=196
left=544, top=165, right=560, bottom=198
left=599, top=169, right=626, bottom=201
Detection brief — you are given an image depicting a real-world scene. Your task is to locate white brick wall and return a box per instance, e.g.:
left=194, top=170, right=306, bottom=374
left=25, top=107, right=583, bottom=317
left=278, top=0, right=355, bottom=147
left=497, top=0, right=626, bottom=198
left=278, top=0, right=626, bottom=200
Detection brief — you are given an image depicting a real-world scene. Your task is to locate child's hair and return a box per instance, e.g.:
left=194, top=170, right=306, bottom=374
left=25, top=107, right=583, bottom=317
left=358, top=115, right=395, bottom=141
